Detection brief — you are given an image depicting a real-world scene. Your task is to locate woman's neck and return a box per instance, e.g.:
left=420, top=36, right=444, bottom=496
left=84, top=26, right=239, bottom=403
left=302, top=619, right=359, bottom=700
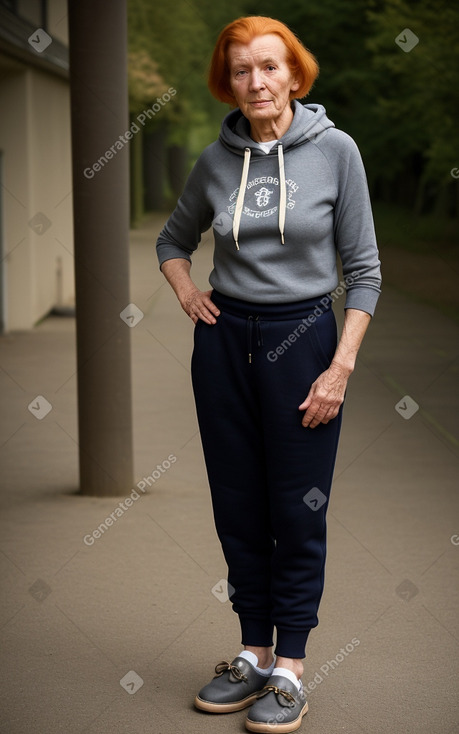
left=249, top=103, right=294, bottom=142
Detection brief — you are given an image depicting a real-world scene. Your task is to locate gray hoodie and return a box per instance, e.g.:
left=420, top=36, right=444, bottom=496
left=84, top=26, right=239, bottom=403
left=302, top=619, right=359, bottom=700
left=156, top=101, right=381, bottom=315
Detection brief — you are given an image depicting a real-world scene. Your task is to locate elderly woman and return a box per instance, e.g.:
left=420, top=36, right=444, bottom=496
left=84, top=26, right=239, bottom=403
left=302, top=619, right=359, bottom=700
left=156, top=15, right=381, bottom=733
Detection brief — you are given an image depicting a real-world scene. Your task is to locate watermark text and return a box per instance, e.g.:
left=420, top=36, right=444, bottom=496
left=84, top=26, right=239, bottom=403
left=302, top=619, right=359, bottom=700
left=84, top=88, right=177, bottom=180
left=83, top=454, right=177, bottom=545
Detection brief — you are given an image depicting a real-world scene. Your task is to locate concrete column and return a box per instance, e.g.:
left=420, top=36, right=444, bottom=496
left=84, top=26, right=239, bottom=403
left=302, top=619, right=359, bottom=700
left=68, top=0, right=134, bottom=496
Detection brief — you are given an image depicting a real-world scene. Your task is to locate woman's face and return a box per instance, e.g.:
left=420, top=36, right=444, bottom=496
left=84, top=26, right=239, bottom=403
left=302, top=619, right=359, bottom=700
left=227, top=34, right=300, bottom=133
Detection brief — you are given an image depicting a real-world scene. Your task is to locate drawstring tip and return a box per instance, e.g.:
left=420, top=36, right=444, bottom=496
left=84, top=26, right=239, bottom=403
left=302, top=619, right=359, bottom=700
left=235, top=241, right=240, bottom=251
left=280, top=233, right=285, bottom=245
left=248, top=353, right=252, bottom=364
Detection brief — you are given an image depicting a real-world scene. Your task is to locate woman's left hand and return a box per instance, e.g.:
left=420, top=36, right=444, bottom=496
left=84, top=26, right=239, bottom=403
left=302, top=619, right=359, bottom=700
left=299, top=362, right=351, bottom=429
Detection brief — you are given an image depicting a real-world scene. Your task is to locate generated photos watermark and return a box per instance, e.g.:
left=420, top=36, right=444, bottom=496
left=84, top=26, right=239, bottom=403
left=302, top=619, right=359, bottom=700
left=395, top=395, right=419, bottom=420
left=267, top=272, right=360, bottom=363
left=303, top=638, right=360, bottom=695
left=266, top=638, right=360, bottom=727
left=395, top=28, right=419, bottom=53
left=120, top=303, right=144, bottom=327
left=28, top=28, right=52, bottom=53
left=83, top=454, right=177, bottom=546
left=28, top=212, right=52, bottom=235
left=395, top=579, right=419, bottom=602
left=303, top=486, right=327, bottom=511
left=120, top=670, right=144, bottom=695
left=84, top=87, right=177, bottom=180
left=29, top=578, right=52, bottom=602
left=28, top=395, right=53, bottom=420
left=211, top=579, right=235, bottom=603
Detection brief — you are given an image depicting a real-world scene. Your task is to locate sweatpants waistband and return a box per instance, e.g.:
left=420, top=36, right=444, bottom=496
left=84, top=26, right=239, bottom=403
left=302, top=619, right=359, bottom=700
left=211, top=290, right=332, bottom=321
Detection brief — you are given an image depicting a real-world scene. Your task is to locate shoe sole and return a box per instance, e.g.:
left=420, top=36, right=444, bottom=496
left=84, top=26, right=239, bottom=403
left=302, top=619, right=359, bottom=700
left=245, top=702, right=309, bottom=732
left=194, top=692, right=260, bottom=713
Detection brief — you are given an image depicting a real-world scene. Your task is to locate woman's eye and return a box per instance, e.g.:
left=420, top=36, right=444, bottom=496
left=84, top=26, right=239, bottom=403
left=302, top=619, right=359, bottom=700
left=267, top=65, right=276, bottom=71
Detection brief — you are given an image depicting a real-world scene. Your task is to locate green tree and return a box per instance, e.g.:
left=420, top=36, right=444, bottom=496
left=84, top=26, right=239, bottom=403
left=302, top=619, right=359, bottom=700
left=244, top=0, right=458, bottom=216
left=242, top=0, right=378, bottom=156
left=366, top=0, right=459, bottom=216
left=127, top=0, right=248, bottom=213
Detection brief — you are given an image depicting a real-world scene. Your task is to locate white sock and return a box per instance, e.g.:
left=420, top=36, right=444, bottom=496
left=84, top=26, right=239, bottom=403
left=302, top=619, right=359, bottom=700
left=239, top=650, right=275, bottom=676
left=272, top=666, right=301, bottom=691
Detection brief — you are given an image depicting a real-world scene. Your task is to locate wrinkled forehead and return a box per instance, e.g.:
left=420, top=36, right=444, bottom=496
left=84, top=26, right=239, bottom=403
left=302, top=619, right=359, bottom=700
left=227, top=34, right=289, bottom=68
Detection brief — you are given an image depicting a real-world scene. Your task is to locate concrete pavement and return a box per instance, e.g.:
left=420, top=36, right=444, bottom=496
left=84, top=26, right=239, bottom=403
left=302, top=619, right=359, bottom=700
left=0, top=213, right=458, bottom=734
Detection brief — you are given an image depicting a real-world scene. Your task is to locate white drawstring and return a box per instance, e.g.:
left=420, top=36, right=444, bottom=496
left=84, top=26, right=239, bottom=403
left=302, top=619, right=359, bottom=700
left=232, top=144, right=286, bottom=250
left=277, top=144, right=286, bottom=245
left=233, top=147, right=251, bottom=251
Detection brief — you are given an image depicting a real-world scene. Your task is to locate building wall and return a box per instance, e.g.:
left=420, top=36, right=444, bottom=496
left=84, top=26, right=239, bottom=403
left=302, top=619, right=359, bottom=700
left=0, top=63, right=73, bottom=330
left=28, top=68, right=73, bottom=324
left=0, top=69, right=33, bottom=330
left=16, top=0, right=68, bottom=45
left=48, top=0, right=69, bottom=45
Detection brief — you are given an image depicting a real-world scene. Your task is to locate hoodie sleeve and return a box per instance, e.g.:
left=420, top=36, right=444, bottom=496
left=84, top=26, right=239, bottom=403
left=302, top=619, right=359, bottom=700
left=156, top=150, right=214, bottom=268
left=329, top=130, right=382, bottom=316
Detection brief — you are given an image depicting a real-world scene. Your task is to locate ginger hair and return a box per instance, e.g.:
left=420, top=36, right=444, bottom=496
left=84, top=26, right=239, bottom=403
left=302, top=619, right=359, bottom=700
left=208, top=16, right=319, bottom=104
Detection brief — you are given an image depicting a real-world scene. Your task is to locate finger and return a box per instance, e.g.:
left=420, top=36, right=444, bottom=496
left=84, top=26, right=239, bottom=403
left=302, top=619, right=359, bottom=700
left=298, top=396, right=312, bottom=410
left=193, top=297, right=220, bottom=324
left=303, top=413, right=319, bottom=429
left=302, top=402, right=327, bottom=428
left=301, top=408, right=317, bottom=428
left=186, top=297, right=211, bottom=322
left=186, top=302, right=205, bottom=324
left=305, top=403, right=340, bottom=428
left=202, top=292, right=221, bottom=318
left=196, top=305, right=218, bottom=324
left=299, top=382, right=319, bottom=410
left=308, top=408, right=328, bottom=428
left=323, top=405, right=340, bottom=423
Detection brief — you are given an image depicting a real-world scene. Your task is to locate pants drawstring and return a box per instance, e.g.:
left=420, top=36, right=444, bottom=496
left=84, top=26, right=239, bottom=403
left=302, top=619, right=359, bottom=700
left=256, top=316, right=263, bottom=348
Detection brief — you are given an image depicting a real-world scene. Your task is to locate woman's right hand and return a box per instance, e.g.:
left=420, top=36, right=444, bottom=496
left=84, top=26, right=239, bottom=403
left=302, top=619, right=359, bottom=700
left=180, top=288, right=220, bottom=325
left=160, top=259, right=220, bottom=325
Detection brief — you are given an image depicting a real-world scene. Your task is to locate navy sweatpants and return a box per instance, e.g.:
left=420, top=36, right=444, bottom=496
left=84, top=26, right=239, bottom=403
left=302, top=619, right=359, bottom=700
left=191, top=290, right=343, bottom=659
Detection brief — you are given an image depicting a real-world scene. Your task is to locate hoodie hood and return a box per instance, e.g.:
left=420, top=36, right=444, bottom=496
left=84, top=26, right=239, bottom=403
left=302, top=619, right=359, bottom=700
left=219, top=101, right=335, bottom=156
left=218, top=102, right=335, bottom=249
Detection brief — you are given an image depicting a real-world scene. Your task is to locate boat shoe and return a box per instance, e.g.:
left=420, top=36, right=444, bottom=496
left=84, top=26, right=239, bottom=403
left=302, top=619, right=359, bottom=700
left=245, top=674, right=308, bottom=732
left=194, top=657, right=269, bottom=713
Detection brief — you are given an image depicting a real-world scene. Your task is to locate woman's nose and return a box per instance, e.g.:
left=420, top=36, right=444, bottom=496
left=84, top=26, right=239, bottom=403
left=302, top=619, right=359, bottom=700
left=248, top=70, right=265, bottom=91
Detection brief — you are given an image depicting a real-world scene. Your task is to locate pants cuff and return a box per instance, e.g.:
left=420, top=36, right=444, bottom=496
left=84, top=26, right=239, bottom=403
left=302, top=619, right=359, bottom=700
left=240, top=617, right=274, bottom=648
left=274, top=628, right=311, bottom=659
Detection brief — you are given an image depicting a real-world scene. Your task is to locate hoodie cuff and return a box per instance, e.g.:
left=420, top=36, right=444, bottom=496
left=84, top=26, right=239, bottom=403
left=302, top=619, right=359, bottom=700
left=157, top=245, right=192, bottom=269
left=344, top=286, right=381, bottom=316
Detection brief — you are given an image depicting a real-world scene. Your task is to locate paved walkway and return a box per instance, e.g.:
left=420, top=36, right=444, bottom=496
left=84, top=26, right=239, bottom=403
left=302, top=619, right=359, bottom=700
left=0, top=213, right=458, bottom=734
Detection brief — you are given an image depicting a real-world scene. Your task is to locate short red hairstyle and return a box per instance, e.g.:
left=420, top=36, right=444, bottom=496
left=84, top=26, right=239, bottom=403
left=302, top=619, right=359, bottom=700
left=208, top=16, right=319, bottom=104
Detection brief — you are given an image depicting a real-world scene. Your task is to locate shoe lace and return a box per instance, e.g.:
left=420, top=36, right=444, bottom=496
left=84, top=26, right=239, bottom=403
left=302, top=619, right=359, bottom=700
left=214, top=660, right=248, bottom=682
left=257, top=685, right=296, bottom=705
